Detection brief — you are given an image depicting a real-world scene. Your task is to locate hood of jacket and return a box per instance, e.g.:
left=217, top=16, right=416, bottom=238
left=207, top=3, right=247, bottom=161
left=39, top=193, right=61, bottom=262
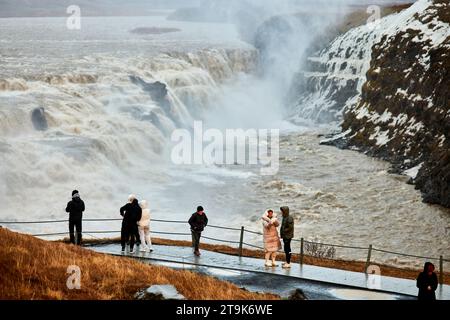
left=280, top=206, right=290, bottom=217
left=140, top=200, right=148, bottom=210
left=262, top=210, right=277, bottom=220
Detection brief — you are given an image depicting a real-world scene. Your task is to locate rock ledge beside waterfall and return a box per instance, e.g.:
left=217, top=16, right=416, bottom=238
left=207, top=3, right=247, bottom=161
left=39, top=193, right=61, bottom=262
left=325, top=0, right=449, bottom=208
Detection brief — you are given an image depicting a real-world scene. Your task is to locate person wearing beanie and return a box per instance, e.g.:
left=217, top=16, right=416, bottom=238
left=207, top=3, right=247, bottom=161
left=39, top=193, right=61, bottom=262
left=188, top=206, right=208, bottom=256
left=65, top=190, right=85, bottom=245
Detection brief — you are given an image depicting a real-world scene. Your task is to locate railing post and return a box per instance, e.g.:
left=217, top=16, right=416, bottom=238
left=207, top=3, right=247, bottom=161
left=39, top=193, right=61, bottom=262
left=365, top=244, right=373, bottom=273
left=439, top=255, right=444, bottom=285
left=300, top=238, right=304, bottom=265
left=238, top=226, right=244, bottom=257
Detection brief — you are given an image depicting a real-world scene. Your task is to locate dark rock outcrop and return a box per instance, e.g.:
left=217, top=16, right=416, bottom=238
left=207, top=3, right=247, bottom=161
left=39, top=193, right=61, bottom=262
left=31, top=107, right=48, bottom=131
left=415, top=148, right=450, bottom=207
left=288, top=288, right=307, bottom=300
left=130, top=76, right=169, bottom=108
left=129, top=75, right=182, bottom=127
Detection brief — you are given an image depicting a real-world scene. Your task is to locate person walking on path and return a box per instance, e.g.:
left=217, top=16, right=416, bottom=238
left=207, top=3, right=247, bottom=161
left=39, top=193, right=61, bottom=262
left=65, top=190, right=85, bottom=245
left=417, top=262, right=439, bottom=300
left=261, top=209, right=281, bottom=267
left=188, top=206, right=208, bottom=256
left=280, top=206, right=294, bottom=269
left=120, top=194, right=142, bottom=254
left=138, top=200, right=153, bottom=253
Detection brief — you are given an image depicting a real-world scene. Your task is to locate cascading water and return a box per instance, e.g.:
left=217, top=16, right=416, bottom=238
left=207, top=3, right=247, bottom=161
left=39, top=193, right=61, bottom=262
left=0, top=15, right=258, bottom=229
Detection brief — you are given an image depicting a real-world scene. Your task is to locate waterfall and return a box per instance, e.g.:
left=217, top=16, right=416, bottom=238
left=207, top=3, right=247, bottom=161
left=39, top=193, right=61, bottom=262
left=0, top=48, right=257, bottom=220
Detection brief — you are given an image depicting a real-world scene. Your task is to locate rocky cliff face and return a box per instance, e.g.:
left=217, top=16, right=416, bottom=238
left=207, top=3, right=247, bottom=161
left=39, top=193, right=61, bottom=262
left=295, top=0, right=449, bottom=207
left=344, top=0, right=449, bottom=207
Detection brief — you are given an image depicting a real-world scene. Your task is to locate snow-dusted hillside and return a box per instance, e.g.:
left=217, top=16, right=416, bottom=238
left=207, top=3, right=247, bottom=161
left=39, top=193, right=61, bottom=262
left=293, top=0, right=449, bottom=207
left=341, top=0, right=449, bottom=207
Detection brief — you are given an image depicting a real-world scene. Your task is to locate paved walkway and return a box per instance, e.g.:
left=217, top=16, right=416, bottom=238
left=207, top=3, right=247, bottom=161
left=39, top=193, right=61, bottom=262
left=88, top=244, right=449, bottom=300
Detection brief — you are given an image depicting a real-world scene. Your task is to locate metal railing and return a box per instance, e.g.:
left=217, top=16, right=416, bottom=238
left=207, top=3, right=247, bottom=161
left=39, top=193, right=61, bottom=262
left=1, top=217, right=448, bottom=284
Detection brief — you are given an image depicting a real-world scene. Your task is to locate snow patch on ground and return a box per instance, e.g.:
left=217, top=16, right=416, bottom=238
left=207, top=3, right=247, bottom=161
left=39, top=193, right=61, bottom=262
left=403, top=163, right=423, bottom=179
left=369, top=126, right=392, bottom=146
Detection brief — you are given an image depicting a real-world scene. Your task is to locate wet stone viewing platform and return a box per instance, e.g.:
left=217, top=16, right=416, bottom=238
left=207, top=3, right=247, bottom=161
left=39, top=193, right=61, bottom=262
left=88, top=243, right=450, bottom=300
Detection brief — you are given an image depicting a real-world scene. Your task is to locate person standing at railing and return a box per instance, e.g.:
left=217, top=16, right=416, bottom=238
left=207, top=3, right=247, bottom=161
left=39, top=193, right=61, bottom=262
left=280, top=206, right=294, bottom=269
left=188, top=206, right=208, bottom=257
left=65, top=190, right=85, bottom=245
left=416, top=262, right=438, bottom=300
left=138, top=200, right=153, bottom=253
left=262, top=209, right=281, bottom=267
left=120, top=194, right=142, bottom=254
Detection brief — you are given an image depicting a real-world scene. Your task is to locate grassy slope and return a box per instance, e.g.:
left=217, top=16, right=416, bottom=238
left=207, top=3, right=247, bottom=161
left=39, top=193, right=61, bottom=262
left=0, top=228, right=278, bottom=300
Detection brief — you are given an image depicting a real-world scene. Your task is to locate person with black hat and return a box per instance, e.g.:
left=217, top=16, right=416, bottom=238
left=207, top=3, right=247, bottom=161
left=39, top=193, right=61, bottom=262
left=188, top=206, right=208, bottom=256
left=65, top=190, right=85, bottom=245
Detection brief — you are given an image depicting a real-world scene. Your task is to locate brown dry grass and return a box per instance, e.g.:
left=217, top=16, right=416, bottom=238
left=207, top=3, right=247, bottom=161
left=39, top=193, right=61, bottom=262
left=0, top=228, right=278, bottom=300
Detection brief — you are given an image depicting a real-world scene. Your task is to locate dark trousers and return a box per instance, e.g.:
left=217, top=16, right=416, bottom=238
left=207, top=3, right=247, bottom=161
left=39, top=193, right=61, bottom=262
left=283, top=238, right=292, bottom=264
left=191, top=231, right=201, bottom=252
left=69, top=218, right=82, bottom=245
left=135, top=227, right=141, bottom=245
left=121, top=225, right=137, bottom=251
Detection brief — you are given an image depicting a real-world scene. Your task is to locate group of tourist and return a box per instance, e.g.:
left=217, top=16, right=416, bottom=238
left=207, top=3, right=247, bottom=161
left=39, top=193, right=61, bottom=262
left=65, top=190, right=440, bottom=300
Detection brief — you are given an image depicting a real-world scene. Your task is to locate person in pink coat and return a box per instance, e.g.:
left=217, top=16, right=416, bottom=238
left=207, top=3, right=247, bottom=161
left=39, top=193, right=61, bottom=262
left=261, top=209, right=281, bottom=267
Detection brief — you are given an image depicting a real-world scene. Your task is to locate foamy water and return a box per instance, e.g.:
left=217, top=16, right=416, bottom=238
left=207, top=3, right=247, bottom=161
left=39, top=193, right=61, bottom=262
left=0, top=15, right=255, bottom=226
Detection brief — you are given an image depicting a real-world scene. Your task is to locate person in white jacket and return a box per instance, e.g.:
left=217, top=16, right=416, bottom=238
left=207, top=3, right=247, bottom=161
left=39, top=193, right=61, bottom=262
left=138, top=200, right=153, bottom=252
left=261, top=209, right=281, bottom=267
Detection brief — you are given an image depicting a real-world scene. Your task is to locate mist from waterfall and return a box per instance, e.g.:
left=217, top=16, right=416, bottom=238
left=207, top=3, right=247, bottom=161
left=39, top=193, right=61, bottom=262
left=200, top=0, right=350, bottom=130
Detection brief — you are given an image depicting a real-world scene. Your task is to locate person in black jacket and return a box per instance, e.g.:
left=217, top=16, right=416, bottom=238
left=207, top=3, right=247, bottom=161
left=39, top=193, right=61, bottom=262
left=417, top=262, right=439, bottom=300
left=120, top=194, right=142, bottom=254
left=65, top=190, right=85, bottom=245
left=188, top=206, right=208, bottom=256
left=280, top=206, right=294, bottom=268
